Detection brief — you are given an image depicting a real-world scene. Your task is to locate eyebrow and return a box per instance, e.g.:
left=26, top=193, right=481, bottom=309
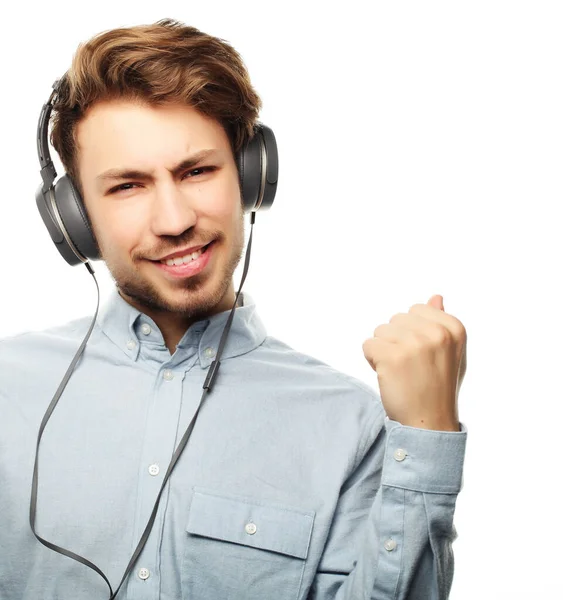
left=95, top=149, right=219, bottom=185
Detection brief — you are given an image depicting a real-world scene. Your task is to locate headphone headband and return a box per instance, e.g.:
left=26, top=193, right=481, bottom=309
left=37, top=81, right=62, bottom=192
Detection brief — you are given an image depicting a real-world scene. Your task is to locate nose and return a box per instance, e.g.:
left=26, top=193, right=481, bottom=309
left=150, top=181, right=198, bottom=237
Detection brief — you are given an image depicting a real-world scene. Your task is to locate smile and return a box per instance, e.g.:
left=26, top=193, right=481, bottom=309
left=152, top=242, right=214, bottom=279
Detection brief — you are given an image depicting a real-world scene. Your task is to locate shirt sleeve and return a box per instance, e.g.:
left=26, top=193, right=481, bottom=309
left=308, top=413, right=467, bottom=600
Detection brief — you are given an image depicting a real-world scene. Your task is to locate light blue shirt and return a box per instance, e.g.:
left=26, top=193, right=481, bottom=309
left=0, top=288, right=467, bottom=599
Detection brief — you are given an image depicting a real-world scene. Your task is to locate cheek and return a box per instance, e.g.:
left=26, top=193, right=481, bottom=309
left=91, top=206, right=144, bottom=256
left=205, top=179, right=242, bottom=222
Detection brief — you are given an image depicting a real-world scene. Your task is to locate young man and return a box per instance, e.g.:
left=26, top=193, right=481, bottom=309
left=0, top=18, right=468, bottom=600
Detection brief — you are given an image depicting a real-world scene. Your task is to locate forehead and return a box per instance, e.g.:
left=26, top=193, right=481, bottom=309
left=76, top=99, right=230, bottom=177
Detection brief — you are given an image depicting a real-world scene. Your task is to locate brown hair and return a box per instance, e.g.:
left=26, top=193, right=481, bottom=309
left=50, top=18, right=262, bottom=197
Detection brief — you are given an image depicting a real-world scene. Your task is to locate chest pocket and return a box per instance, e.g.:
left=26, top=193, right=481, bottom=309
left=182, top=487, right=315, bottom=600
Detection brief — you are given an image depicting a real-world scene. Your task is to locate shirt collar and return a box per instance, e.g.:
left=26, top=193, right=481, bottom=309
left=97, top=287, right=267, bottom=367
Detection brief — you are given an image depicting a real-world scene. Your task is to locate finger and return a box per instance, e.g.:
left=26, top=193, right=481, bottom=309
left=408, top=304, right=467, bottom=342
left=389, top=312, right=438, bottom=339
left=390, top=311, right=454, bottom=348
left=372, top=322, right=411, bottom=343
left=362, top=337, right=397, bottom=369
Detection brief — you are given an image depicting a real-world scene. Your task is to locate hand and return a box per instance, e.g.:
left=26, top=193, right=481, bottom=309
left=362, top=295, right=467, bottom=431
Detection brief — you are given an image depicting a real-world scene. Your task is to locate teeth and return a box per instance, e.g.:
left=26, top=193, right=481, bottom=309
left=162, top=246, right=205, bottom=266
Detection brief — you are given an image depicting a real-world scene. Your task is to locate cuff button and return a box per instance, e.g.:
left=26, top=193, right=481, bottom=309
left=393, top=448, right=407, bottom=462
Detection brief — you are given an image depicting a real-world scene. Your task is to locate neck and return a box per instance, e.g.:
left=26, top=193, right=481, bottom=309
left=120, top=284, right=242, bottom=355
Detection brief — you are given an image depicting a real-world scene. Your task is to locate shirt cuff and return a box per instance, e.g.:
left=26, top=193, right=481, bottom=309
left=381, top=419, right=467, bottom=494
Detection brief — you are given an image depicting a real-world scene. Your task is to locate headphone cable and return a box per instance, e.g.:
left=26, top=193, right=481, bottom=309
left=29, top=211, right=257, bottom=599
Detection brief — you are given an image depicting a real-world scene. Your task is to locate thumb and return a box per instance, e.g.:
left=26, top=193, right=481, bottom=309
left=428, top=294, right=445, bottom=311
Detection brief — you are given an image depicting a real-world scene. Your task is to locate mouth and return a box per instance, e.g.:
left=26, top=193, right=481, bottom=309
left=151, top=241, right=215, bottom=279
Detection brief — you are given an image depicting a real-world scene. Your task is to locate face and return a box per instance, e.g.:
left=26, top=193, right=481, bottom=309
left=76, top=99, right=245, bottom=321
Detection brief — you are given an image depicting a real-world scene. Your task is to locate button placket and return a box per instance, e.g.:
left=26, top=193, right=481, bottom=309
left=132, top=357, right=182, bottom=597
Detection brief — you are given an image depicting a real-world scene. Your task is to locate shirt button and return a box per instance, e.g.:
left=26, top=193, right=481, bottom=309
left=148, top=464, right=160, bottom=476
left=384, top=539, right=397, bottom=552
left=245, top=522, right=257, bottom=535
left=141, top=323, right=152, bottom=335
left=138, top=567, right=150, bottom=580
left=163, top=369, right=174, bottom=381
left=204, top=347, right=216, bottom=358
left=394, top=448, right=407, bottom=462
left=126, top=340, right=136, bottom=350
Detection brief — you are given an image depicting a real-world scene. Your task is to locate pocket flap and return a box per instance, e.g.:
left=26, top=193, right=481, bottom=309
left=186, top=488, right=315, bottom=559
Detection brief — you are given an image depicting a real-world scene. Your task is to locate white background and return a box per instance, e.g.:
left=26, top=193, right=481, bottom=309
left=1, top=1, right=561, bottom=598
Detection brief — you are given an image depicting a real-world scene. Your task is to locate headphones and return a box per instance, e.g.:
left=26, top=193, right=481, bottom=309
left=35, top=75, right=279, bottom=267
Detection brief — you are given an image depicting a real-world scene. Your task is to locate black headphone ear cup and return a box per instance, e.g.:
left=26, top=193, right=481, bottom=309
left=53, top=174, right=101, bottom=261
left=236, top=124, right=278, bottom=213
left=237, top=133, right=262, bottom=212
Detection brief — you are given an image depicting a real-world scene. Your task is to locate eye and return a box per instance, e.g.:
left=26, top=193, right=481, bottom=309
left=183, top=166, right=217, bottom=179
left=108, top=182, right=137, bottom=194
left=108, top=166, right=217, bottom=194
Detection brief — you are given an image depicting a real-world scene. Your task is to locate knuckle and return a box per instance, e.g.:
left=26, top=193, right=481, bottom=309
left=433, top=325, right=451, bottom=346
left=453, top=320, right=467, bottom=342
left=410, top=333, right=428, bottom=351
left=373, top=324, right=385, bottom=337
left=390, top=312, right=406, bottom=324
